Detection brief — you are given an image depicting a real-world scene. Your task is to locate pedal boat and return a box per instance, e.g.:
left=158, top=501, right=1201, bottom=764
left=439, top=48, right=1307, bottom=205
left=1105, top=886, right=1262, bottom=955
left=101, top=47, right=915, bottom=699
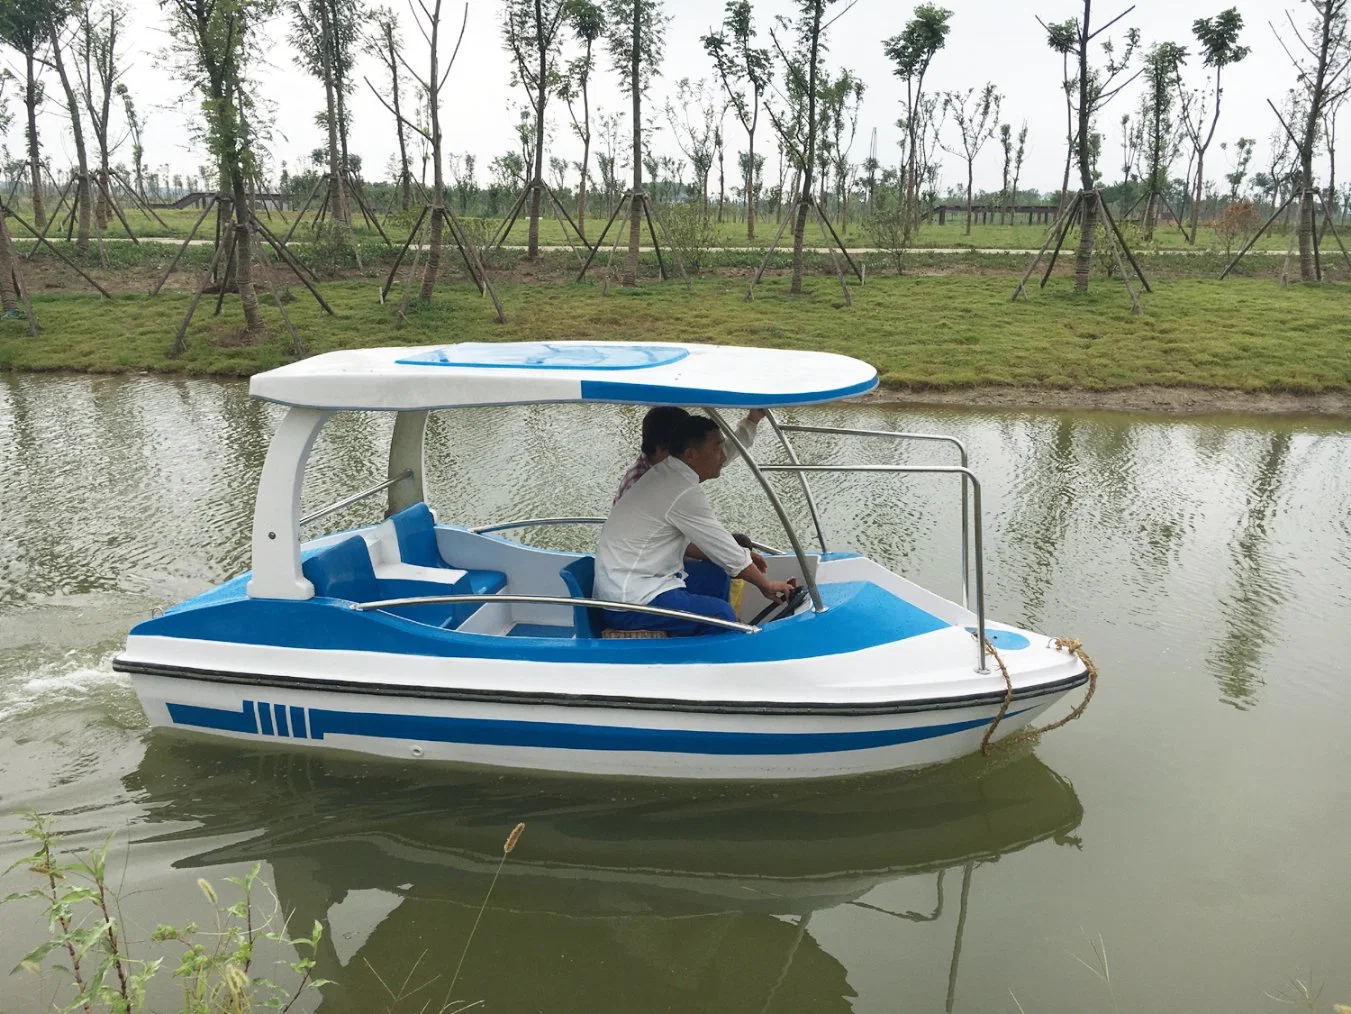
left=115, top=341, right=1089, bottom=779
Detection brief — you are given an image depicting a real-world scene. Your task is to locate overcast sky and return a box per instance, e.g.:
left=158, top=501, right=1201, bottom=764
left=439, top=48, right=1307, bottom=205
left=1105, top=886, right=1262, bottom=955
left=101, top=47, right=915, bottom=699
left=11, top=0, right=1345, bottom=199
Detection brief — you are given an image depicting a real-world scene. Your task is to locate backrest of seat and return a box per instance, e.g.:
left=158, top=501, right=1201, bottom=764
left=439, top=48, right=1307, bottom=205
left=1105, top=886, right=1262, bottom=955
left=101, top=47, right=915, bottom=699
left=559, top=556, right=602, bottom=638
left=389, top=502, right=443, bottom=568
left=303, top=536, right=378, bottom=601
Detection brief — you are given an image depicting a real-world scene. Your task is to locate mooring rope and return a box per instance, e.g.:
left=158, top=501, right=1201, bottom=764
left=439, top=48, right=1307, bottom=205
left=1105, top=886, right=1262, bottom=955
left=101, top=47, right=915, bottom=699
left=979, top=635, right=1100, bottom=755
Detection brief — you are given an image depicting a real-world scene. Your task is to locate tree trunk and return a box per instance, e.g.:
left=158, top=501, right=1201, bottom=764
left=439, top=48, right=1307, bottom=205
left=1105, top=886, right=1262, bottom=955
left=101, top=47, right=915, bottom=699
left=1297, top=0, right=1336, bottom=281
left=746, top=127, right=756, bottom=240
left=1072, top=0, right=1095, bottom=291
left=230, top=173, right=265, bottom=332
left=49, top=27, right=91, bottom=253
left=25, top=52, right=45, bottom=229
left=420, top=207, right=444, bottom=300
left=717, top=145, right=725, bottom=223
left=386, top=27, right=411, bottom=212
left=527, top=0, right=546, bottom=259
left=623, top=5, right=641, bottom=288
left=791, top=0, right=823, bottom=295
left=965, top=161, right=974, bottom=235
left=1187, top=153, right=1203, bottom=245
left=421, top=5, right=445, bottom=299
left=0, top=214, right=20, bottom=313
left=577, top=135, right=590, bottom=239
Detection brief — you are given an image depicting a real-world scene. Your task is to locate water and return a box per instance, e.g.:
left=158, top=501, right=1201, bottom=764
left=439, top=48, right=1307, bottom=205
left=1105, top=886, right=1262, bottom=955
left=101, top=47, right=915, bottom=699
left=2, top=374, right=1349, bottom=1012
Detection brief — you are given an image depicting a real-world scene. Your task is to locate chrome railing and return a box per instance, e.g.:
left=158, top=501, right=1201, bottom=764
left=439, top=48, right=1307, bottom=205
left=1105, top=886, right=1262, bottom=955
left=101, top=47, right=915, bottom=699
left=765, top=410, right=829, bottom=551
left=300, top=470, right=414, bottom=527
left=352, top=593, right=761, bottom=634
left=758, top=463, right=987, bottom=673
left=469, top=516, right=785, bottom=555
left=471, top=516, right=607, bottom=534
left=776, top=424, right=972, bottom=608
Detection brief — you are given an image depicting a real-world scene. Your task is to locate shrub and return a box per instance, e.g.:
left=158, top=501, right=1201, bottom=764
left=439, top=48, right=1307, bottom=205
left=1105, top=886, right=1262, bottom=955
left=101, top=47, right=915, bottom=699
left=1215, top=200, right=1260, bottom=257
left=660, top=201, right=717, bottom=274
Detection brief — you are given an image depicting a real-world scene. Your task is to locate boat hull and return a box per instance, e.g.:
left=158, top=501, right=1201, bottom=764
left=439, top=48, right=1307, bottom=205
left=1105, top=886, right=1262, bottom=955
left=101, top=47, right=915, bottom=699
left=125, top=667, right=1086, bottom=780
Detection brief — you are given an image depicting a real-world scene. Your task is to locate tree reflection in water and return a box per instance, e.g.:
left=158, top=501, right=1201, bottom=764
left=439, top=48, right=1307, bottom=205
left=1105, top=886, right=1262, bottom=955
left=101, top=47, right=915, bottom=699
left=123, top=740, right=1084, bottom=1013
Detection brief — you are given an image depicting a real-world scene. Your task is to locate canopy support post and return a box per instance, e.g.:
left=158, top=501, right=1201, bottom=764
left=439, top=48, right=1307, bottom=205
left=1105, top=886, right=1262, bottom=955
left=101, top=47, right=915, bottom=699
left=247, top=407, right=332, bottom=600
left=387, top=410, right=429, bottom=516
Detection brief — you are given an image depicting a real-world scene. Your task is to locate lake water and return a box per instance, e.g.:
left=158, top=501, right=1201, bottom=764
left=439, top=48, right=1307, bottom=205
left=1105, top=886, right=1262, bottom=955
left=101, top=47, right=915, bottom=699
left=2, top=374, right=1349, bottom=1013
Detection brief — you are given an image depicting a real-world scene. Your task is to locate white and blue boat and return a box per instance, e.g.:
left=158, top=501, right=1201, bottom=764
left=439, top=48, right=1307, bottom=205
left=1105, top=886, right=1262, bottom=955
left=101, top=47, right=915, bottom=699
left=116, top=341, right=1089, bottom=779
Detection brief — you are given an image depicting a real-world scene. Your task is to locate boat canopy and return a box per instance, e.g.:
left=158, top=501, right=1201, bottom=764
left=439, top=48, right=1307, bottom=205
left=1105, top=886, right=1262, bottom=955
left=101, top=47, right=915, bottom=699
left=248, top=341, right=878, bottom=411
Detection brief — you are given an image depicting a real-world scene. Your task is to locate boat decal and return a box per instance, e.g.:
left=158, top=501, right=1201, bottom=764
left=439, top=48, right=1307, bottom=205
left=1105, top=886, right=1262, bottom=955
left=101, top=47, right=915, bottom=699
left=123, top=659, right=1090, bottom=717
left=578, top=374, right=878, bottom=408
left=165, top=700, right=1035, bottom=754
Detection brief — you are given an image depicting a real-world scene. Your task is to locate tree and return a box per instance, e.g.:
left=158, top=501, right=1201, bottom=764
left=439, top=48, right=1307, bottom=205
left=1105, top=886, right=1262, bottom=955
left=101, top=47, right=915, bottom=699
left=503, top=0, right=568, bottom=259
left=116, top=83, right=146, bottom=199
left=76, top=0, right=126, bottom=234
left=665, top=77, right=716, bottom=210
left=1138, top=42, right=1185, bottom=239
left=1174, top=8, right=1248, bottom=244
left=42, top=2, right=92, bottom=252
left=604, top=0, right=667, bottom=287
left=1039, top=1, right=1140, bottom=291
left=558, top=0, right=604, bottom=239
left=0, top=0, right=56, bottom=228
left=703, top=0, right=770, bottom=240
left=1270, top=0, right=1351, bottom=280
left=1010, top=121, right=1028, bottom=215
left=940, top=82, right=1000, bottom=235
left=1221, top=135, right=1254, bottom=198
left=365, top=8, right=412, bottom=211
left=162, top=0, right=272, bottom=334
left=884, top=4, right=951, bottom=239
left=819, top=69, right=863, bottom=231
left=290, top=0, right=362, bottom=237
left=763, top=0, right=856, bottom=294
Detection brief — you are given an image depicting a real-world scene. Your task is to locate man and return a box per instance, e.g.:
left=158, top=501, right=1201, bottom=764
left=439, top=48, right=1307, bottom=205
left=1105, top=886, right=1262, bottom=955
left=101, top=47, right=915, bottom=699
left=596, top=415, right=794, bottom=636
left=613, top=406, right=766, bottom=504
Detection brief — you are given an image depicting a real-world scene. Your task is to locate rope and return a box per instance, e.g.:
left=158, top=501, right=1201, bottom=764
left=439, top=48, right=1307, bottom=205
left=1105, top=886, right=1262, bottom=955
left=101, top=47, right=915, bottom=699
left=979, top=635, right=1099, bottom=755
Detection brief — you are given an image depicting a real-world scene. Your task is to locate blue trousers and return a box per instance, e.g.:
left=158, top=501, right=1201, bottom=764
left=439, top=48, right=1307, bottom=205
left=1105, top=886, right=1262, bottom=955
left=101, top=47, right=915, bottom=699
left=606, top=560, right=737, bottom=636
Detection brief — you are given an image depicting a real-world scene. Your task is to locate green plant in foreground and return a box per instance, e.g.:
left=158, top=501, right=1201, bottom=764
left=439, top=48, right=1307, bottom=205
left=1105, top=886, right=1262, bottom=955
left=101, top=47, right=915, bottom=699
left=3, top=812, right=329, bottom=1012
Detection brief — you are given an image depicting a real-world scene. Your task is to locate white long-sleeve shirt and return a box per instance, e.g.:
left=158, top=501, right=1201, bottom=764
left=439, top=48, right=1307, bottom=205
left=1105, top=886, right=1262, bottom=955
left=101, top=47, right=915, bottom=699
left=595, top=456, right=753, bottom=606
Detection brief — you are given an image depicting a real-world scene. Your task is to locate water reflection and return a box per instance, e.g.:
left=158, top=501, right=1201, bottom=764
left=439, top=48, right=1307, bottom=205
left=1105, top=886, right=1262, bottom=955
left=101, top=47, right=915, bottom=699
left=124, top=741, right=1083, bottom=1012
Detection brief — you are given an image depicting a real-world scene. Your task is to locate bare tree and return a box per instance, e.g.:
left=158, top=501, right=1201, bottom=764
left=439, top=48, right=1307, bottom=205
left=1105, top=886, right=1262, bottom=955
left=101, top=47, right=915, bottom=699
left=703, top=0, right=770, bottom=239
left=605, top=0, right=667, bottom=287
left=1138, top=41, right=1185, bottom=239
left=1270, top=0, right=1351, bottom=280
left=503, top=0, right=568, bottom=259
left=76, top=0, right=125, bottom=233
left=1174, top=8, right=1248, bottom=244
left=366, top=7, right=412, bottom=211
left=42, top=4, right=91, bottom=252
left=558, top=0, right=604, bottom=238
left=940, top=82, right=1001, bottom=235
left=820, top=69, right=863, bottom=230
left=1010, top=120, right=1028, bottom=216
left=1038, top=0, right=1140, bottom=291
left=883, top=4, right=951, bottom=239
left=665, top=77, right=716, bottom=210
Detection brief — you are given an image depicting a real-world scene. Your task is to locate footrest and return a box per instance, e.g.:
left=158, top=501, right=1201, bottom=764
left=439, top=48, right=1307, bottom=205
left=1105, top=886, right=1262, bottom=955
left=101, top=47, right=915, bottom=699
left=601, top=629, right=669, bottom=639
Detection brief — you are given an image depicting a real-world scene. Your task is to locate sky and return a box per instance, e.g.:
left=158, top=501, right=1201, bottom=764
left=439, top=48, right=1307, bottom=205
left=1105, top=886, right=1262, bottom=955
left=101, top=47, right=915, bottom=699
left=9, top=0, right=1345, bottom=200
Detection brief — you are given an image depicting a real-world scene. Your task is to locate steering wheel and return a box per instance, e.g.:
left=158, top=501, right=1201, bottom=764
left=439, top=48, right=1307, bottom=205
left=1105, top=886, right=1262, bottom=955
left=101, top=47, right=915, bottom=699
left=748, top=584, right=809, bottom=626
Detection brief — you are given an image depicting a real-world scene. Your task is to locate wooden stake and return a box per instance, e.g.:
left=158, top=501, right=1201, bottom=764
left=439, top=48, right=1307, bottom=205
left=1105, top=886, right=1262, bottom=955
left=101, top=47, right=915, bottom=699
left=810, top=198, right=852, bottom=306
left=1219, top=191, right=1298, bottom=280
left=1011, top=195, right=1079, bottom=301
left=381, top=204, right=429, bottom=301
left=744, top=200, right=797, bottom=302
left=169, top=231, right=229, bottom=358
left=576, top=192, right=630, bottom=282
left=1097, top=193, right=1152, bottom=293
left=151, top=196, right=215, bottom=296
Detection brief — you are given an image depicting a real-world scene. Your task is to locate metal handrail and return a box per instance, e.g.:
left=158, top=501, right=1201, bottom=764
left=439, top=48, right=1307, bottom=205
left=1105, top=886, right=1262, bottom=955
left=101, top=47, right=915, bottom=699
left=758, top=463, right=987, bottom=673
left=351, top=593, right=761, bottom=634
left=300, top=470, right=413, bottom=527
left=765, top=410, right=829, bottom=552
left=469, top=516, right=785, bottom=555
left=471, top=516, right=607, bottom=534
left=709, top=408, right=827, bottom=614
left=777, top=425, right=971, bottom=608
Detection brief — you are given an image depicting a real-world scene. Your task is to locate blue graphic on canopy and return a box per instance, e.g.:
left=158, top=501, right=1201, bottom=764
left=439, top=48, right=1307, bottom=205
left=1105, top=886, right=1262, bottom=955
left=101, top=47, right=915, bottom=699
left=397, top=342, right=689, bottom=371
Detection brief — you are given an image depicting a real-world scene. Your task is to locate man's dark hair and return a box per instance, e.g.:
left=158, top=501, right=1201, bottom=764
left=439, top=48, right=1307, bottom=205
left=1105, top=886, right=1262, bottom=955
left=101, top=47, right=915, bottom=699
left=640, top=406, right=691, bottom=458
left=670, top=415, right=721, bottom=458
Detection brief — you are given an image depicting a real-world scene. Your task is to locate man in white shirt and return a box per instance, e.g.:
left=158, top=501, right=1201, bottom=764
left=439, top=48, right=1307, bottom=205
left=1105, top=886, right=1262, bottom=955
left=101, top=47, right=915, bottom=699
left=595, top=416, right=794, bottom=635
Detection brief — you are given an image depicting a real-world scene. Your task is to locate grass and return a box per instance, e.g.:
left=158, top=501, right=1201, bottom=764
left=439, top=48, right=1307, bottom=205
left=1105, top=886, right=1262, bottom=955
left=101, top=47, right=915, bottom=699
left=1, top=268, right=1347, bottom=394
left=7, top=195, right=1347, bottom=254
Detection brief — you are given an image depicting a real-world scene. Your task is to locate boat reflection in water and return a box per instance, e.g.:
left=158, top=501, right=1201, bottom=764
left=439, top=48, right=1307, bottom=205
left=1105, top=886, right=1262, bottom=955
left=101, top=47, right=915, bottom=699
left=124, top=741, right=1083, bottom=1012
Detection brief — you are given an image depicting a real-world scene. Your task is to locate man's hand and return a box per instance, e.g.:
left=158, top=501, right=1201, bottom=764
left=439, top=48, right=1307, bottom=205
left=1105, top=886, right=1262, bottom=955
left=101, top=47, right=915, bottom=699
left=746, top=408, right=768, bottom=424
left=759, top=578, right=794, bottom=603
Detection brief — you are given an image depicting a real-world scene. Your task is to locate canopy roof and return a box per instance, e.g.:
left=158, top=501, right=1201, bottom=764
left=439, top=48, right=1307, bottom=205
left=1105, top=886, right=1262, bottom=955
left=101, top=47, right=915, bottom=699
left=249, top=341, right=878, bottom=411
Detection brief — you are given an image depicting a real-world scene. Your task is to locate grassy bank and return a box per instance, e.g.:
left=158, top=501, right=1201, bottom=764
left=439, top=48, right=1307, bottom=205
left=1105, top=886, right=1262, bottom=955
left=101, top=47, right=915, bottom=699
left=1, top=274, right=1346, bottom=394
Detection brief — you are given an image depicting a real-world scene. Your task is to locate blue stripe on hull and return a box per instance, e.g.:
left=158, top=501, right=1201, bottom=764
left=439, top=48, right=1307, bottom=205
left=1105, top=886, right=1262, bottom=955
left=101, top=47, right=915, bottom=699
left=165, top=699, right=1031, bottom=755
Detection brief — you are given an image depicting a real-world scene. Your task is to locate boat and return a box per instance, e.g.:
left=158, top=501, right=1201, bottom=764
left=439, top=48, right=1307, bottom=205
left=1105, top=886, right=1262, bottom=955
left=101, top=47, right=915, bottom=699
left=114, top=340, right=1090, bottom=779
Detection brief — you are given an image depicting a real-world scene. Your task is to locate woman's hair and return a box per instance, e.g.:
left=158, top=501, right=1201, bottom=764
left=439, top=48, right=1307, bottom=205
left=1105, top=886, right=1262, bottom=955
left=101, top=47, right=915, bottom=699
left=640, top=406, right=692, bottom=457
left=670, top=415, right=721, bottom=458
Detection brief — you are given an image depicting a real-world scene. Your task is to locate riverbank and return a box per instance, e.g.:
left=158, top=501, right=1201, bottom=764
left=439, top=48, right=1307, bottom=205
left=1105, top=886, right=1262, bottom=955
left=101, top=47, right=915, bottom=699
left=1, top=275, right=1347, bottom=411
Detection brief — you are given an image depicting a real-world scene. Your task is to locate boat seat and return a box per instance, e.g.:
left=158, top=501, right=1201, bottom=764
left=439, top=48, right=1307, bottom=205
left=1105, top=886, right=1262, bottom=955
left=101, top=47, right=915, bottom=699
left=303, top=536, right=506, bottom=629
left=559, top=557, right=605, bottom=639
left=388, top=502, right=446, bottom=568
